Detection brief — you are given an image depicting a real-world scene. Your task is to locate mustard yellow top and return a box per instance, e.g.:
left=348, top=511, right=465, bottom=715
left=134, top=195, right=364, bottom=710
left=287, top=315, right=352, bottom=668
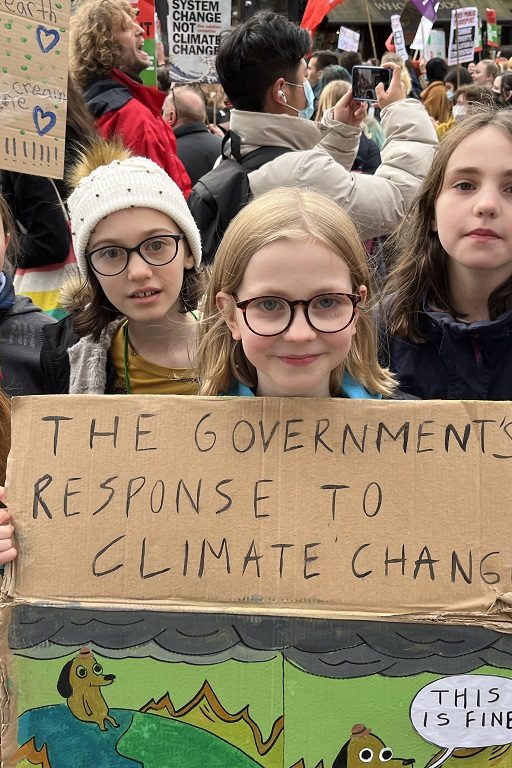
left=110, top=322, right=199, bottom=395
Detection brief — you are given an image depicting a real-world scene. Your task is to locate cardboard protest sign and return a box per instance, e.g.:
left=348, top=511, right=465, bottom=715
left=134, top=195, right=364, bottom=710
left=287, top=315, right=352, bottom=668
left=167, top=0, right=231, bottom=83
left=390, top=15, right=408, bottom=60
left=2, top=396, right=512, bottom=768
left=337, top=26, right=360, bottom=52
left=448, top=7, right=479, bottom=64
left=4, top=395, right=512, bottom=625
left=0, top=0, right=69, bottom=178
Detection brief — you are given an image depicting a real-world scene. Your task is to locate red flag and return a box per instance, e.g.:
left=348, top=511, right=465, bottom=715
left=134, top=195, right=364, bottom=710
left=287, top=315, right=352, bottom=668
left=300, top=0, right=345, bottom=35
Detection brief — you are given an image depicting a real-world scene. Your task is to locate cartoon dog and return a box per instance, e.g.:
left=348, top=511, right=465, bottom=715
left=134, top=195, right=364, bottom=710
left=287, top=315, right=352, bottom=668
left=425, top=744, right=511, bottom=767
left=57, top=647, right=119, bottom=730
left=333, top=724, right=416, bottom=767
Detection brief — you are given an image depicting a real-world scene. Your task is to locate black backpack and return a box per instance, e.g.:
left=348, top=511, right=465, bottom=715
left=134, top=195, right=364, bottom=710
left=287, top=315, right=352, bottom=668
left=188, top=131, right=290, bottom=264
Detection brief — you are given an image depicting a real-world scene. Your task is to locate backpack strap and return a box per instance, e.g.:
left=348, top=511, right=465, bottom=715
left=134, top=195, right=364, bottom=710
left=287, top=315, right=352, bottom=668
left=225, top=130, right=292, bottom=170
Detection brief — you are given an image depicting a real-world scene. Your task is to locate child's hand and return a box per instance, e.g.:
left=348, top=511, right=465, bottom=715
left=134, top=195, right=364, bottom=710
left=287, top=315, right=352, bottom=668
left=0, top=492, right=17, bottom=565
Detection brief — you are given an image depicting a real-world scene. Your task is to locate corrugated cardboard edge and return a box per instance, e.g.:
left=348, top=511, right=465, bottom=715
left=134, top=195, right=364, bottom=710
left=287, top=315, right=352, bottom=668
left=3, top=594, right=512, bottom=633
left=0, top=600, right=16, bottom=768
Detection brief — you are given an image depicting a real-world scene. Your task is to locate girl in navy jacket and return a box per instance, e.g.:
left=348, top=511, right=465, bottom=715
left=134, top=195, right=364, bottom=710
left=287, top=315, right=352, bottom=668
left=381, top=108, right=512, bottom=400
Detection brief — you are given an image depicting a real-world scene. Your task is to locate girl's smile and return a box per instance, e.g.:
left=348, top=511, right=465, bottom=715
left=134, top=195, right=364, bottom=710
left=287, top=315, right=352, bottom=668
left=217, top=238, right=366, bottom=398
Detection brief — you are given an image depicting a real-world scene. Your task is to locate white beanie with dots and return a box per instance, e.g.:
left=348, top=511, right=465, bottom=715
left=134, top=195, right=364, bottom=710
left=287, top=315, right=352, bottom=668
left=67, top=156, right=202, bottom=278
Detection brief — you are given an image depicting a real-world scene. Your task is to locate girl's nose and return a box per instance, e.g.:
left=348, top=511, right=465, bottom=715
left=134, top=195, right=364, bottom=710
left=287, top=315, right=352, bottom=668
left=126, top=251, right=153, bottom=280
left=282, top=305, right=317, bottom=341
left=474, top=187, right=500, bottom=217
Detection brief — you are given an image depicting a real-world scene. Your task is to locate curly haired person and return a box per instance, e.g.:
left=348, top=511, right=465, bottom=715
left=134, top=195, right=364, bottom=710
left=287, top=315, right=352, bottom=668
left=70, top=0, right=191, bottom=196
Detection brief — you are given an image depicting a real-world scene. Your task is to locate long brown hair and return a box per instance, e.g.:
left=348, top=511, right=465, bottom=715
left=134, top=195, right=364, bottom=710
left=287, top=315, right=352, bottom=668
left=0, top=390, right=10, bottom=485
left=383, top=107, right=512, bottom=341
left=197, top=187, right=396, bottom=397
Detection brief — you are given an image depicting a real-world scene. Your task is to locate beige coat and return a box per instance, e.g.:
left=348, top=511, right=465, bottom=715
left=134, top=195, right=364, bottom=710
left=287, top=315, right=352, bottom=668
left=230, top=100, right=437, bottom=241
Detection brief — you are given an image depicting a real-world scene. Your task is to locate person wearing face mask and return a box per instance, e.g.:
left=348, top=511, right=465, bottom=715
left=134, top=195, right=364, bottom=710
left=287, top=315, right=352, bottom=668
left=437, top=85, right=495, bottom=138
left=189, top=11, right=437, bottom=263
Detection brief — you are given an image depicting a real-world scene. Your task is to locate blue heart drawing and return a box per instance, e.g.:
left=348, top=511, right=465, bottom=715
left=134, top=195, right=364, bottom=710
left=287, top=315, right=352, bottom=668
left=35, top=25, right=60, bottom=53
left=33, top=106, right=57, bottom=136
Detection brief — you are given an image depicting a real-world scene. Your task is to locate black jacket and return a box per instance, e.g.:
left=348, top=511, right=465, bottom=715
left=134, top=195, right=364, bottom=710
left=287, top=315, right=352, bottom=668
left=0, top=273, right=55, bottom=395
left=382, top=305, right=512, bottom=400
left=352, top=134, right=381, bottom=175
left=175, top=122, right=222, bottom=187
left=1, top=172, right=69, bottom=269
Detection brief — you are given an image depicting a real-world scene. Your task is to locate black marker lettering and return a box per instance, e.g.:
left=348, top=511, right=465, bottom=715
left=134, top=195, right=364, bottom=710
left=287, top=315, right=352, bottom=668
left=135, top=413, right=156, bottom=451
left=42, top=415, right=72, bottom=456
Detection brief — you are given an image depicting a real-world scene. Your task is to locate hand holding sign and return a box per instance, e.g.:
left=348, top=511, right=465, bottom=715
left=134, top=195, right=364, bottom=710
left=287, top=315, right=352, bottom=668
left=0, top=501, right=17, bottom=566
left=411, top=675, right=512, bottom=768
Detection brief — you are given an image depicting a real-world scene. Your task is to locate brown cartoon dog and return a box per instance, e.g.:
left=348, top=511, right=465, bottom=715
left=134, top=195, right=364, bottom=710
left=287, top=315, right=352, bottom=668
left=333, top=724, right=416, bottom=767
left=57, top=647, right=119, bottom=730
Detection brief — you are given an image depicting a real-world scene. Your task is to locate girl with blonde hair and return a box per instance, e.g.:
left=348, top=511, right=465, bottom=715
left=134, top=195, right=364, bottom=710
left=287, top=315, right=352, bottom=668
left=197, top=187, right=401, bottom=399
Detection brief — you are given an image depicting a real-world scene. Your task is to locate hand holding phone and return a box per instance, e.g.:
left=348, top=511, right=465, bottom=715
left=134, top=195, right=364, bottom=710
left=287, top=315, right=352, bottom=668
left=352, top=65, right=391, bottom=102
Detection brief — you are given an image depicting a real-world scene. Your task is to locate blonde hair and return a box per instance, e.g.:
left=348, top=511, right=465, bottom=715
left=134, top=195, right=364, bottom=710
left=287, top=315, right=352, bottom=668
left=70, top=0, right=136, bottom=89
left=315, top=80, right=350, bottom=122
left=380, top=53, right=412, bottom=97
left=197, top=188, right=396, bottom=397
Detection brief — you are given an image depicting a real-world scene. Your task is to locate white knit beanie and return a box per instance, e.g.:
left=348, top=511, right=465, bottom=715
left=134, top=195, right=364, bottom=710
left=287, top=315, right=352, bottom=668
left=67, top=156, right=202, bottom=278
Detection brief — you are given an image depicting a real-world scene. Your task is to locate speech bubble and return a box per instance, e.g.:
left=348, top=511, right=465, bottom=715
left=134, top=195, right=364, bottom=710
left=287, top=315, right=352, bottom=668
left=411, top=675, right=512, bottom=768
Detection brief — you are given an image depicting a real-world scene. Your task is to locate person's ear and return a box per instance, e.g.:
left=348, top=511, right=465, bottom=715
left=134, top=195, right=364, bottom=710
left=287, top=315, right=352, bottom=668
left=272, top=78, right=287, bottom=105
left=216, top=291, right=242, bottom=340
left=183, top=245, right=194, bottom=270
left=431, top=217, right=438, bottom=232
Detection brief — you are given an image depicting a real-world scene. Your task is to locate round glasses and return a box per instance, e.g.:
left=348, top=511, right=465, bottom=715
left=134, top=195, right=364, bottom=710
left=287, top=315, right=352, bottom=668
left=234, top=293, right=361, bottom=336
left=85, top=233, right=185, bottom=276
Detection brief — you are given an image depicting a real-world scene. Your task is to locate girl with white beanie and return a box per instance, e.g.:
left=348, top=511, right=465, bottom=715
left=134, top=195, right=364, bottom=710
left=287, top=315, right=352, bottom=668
left=41, top=141, right=203, bottom=394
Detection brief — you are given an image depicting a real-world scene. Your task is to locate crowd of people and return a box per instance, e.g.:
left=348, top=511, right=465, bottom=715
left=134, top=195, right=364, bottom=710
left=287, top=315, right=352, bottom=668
left=1, top=5, right=512, bottom=566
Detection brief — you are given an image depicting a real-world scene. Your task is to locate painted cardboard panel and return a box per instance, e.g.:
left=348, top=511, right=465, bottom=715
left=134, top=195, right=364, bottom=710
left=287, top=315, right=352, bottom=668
left=0, top=0, right=69, bottom=177
left=3, top=608, right=512, bottom=767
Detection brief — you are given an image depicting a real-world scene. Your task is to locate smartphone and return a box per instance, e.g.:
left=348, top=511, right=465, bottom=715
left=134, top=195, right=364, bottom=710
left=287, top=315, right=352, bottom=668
left=352, top=65, right=391, bottom=102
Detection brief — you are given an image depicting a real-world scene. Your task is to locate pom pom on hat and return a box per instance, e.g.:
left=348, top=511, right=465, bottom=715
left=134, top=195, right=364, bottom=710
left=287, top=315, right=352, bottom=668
left=68, top=154, right=201, bottom=278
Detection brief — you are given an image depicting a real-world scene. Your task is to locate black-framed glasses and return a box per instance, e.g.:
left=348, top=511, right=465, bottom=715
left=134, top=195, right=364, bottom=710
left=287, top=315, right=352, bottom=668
left=234, top=293, right=361, bottom=336
left=86, top=234, right=185, bottom=276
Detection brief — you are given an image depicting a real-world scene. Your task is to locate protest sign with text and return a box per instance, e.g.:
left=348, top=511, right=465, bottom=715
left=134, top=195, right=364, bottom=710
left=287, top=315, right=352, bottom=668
left=4, top=395, right=512, bottom=627
left=167, top=0, right=230, bottom=82
left=0, top=0, right=70, bottom=177
left=337, top=26, right=360, bottom=52
left=448, top=7, right=478, bottom=64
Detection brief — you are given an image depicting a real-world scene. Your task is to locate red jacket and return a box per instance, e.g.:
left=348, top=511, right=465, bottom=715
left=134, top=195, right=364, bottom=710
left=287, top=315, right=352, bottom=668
left=84, top=69, right=191, bottom=197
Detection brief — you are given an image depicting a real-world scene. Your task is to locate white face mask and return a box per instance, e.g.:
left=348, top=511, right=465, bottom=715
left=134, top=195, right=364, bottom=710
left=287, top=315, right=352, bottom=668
left=452, top=104, right=467, bottom=122
left=446, top=89, right=454, bottom=101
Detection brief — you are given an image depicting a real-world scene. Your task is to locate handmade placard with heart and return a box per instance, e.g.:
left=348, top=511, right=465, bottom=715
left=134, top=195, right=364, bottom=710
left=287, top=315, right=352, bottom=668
left=0, top=0, right=69, bottom=177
